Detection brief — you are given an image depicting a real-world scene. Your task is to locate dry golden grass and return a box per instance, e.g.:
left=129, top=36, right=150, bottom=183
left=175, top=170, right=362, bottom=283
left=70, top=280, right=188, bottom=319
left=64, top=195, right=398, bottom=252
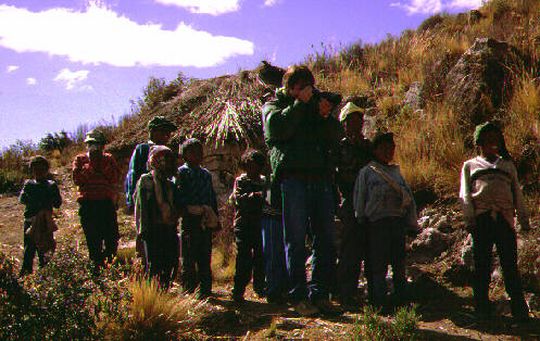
left=119, top=278, right=208, bottom=340
left=391, top=105, right=468, bottom=196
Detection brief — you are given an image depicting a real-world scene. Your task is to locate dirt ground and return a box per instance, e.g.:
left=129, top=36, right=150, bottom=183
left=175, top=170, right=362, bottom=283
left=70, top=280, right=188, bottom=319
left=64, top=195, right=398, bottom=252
left=1, top=168, right=539, bottom=340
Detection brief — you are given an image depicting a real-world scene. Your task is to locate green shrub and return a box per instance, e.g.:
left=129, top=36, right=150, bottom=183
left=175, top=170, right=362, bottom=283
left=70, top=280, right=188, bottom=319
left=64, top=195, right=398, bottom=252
left=351, top=305, right=420, bottom=340
left=418, top=14, right=446, bottom=32
left=38, top=131, right=71, bottom=153
left=0, top=246, right=132, bottom=340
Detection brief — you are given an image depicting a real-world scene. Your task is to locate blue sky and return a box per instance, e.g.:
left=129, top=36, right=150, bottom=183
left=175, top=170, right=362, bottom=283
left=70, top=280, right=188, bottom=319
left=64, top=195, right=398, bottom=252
left=0, top=0, right=481, bottom=148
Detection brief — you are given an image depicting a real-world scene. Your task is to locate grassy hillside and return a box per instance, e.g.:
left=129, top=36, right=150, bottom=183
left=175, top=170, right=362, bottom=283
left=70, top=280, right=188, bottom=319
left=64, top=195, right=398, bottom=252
left=99, top=0, right=540, bottom=204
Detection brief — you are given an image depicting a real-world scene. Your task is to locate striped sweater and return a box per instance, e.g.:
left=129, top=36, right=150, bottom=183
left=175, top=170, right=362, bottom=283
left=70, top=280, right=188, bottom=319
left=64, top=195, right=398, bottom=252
left=73, top=152, right=120, bottom=202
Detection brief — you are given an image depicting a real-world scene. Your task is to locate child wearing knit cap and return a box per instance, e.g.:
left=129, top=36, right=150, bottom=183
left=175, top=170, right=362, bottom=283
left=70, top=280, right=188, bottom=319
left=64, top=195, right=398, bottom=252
left=135, top=146, right=180, bottom=288
left=459, top=122, right=530, bottom=321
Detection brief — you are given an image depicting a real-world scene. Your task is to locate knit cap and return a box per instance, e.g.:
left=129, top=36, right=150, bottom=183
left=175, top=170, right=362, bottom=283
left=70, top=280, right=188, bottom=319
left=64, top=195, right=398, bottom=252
left=339, top=102, right=364, bottom=122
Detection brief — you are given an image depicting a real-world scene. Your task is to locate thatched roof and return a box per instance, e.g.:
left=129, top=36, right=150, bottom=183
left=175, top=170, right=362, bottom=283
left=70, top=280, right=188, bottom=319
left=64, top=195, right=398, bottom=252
left=108, top=62, right=285, bottom=159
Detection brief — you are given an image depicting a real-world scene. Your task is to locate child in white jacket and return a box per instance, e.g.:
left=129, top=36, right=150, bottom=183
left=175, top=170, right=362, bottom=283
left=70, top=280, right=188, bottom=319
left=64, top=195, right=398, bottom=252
left=459, top=121, right=530, bottom=321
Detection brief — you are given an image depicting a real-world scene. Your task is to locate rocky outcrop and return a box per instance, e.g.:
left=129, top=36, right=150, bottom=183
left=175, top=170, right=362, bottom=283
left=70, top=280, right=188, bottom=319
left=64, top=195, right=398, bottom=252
left=445, top=38, right=524, bottom=125
left=403, top=82, right=424, bottom=111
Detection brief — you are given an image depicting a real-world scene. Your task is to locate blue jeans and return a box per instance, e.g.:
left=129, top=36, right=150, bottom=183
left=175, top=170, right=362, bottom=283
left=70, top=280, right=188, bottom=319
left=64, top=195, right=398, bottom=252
left=261, top=213, right=288, bottom=300
left=281, top=178, right=337, bottom=302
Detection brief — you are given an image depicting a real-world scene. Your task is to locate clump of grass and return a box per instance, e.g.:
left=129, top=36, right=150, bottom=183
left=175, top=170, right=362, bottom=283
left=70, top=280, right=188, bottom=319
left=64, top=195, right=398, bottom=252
left=120, top=278, right=208, bottom=340
left=212, top=246, right=236, bottom=284
left=351, top=305, right=420, bottom=340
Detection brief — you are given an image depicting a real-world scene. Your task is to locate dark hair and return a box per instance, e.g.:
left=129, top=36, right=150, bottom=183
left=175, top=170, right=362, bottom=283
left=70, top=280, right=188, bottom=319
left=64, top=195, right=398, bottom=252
left=29, top=155, right=50, bottom=170
left=240, top=149, right=266, bottom=170
left=282, top=65, right=315, bottom=90
left=180, top=138, right=203, bottom=155
left=474, top=122, right=511, bottom=160
left=371, top=132, right=395, bottom=149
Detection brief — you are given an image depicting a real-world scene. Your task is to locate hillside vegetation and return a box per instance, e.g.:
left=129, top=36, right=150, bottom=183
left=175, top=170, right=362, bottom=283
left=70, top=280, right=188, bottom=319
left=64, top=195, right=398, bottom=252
left=104, top=0, right=540, bottom=204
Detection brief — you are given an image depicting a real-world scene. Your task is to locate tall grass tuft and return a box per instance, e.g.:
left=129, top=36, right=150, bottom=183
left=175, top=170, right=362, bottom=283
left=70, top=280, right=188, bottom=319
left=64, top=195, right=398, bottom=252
left=120, top=279, right=208, bottom=340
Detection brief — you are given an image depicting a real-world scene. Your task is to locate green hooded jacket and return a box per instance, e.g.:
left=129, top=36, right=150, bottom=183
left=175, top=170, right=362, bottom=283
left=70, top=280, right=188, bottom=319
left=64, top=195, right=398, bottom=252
left=262, top=87, right=343, bottom=182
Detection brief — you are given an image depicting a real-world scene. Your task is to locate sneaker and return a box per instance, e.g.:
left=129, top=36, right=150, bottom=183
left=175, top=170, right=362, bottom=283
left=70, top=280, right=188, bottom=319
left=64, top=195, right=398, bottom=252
left=313, top=298, right=344, bottom=317
left=294, top=300, right=319, bottom=317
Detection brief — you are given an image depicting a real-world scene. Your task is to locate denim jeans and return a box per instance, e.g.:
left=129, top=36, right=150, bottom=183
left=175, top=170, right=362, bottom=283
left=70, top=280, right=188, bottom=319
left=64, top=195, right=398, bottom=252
left=261, top=213, right=288, bottom=300
left=281, top=178, right=337, bottom=302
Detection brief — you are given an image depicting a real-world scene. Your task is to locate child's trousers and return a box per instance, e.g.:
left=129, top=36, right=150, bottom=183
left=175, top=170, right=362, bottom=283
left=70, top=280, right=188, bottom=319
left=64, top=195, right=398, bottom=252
left=21, top=221, right=46, bottom=274
left=79, top=200, right=119, bottom=268
left=365, top=217, right=407, bottom=306
left=181, top=213, right=212, bottom=297
left=144, top=225, right=179, bottom=288
left=233, top=217, right=265, bottom=297
left=472, top=212, right=529, bottom=318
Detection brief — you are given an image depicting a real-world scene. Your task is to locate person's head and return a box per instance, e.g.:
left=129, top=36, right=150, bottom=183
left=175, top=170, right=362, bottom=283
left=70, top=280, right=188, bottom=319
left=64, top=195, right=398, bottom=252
left=84, top=129, right=106, bottom=158
left=474, top=122, right=502, bottom=159
left=240, top=149, right=266, bottom=178
left=147, top=116, right=177, bottom=145
left=371, top=132, right=395, bottom=165
left=339, top=102, right=365, bottom=140
left=180, top=138, right=203, bottom=167
left=148, top=146, right=176, bottom=178
left=283, top=65, right=315, bottom=99
left=29, top=155, right=49, bottom=181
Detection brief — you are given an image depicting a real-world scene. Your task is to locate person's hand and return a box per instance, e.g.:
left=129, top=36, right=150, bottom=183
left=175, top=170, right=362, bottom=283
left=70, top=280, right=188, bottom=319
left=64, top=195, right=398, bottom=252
left=319, top=98, right=333, bottom=118
left=297, top=85, right=313, bottom=103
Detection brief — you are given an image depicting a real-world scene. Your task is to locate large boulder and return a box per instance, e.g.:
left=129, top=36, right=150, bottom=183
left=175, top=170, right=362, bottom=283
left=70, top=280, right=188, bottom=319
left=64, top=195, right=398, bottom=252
left=445, top=38, right=524, bottom=125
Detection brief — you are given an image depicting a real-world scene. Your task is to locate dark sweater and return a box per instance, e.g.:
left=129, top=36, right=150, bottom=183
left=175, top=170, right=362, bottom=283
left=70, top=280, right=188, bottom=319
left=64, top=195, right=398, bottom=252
left=19, top=179, right=62, bottom=219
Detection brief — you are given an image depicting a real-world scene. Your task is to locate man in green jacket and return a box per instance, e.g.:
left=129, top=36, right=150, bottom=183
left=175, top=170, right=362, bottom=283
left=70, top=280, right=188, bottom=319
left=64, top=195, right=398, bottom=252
left=263, top=65, right=342, bottom=316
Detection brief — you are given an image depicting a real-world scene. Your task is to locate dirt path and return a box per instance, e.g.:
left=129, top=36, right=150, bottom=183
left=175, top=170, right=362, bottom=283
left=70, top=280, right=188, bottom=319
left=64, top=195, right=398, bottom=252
left=1, top=168, right=539, bottom=340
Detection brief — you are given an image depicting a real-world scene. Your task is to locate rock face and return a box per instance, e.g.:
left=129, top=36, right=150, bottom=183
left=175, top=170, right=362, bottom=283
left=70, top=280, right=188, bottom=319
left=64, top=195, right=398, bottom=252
left=411, top=227, right=449, bottom=263
left=403, top=82, right=424, bottom=111
left=445, top=38, right=524, bottom=125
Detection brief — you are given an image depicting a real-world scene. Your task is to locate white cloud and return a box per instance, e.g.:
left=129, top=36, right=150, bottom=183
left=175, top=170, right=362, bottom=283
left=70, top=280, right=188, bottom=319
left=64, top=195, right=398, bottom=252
left=391, top=0, right=443, bottom=15
left=391, top=0, right=481, bottom=15
left=0, top=3, right=254, bottom=68
left=154, top=0, right=240, bottom=15
left=26, top=77, right=37, bottom=85
left=264, top=0, right=281, bottom=7
left=448, top=0, right=483, bottom=9
left=6, top=65, right=19, bottom=73
left=54, top=68, right=90, bottom=90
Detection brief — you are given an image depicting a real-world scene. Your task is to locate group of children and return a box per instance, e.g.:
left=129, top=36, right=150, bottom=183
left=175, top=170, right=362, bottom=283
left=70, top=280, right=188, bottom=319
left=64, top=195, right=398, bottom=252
left=18, top=102, right=532, bottom=322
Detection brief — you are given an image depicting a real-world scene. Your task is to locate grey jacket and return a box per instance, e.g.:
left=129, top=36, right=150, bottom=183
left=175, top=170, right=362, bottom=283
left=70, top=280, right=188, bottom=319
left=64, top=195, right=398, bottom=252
left=353, top=161, right=418, bottom=228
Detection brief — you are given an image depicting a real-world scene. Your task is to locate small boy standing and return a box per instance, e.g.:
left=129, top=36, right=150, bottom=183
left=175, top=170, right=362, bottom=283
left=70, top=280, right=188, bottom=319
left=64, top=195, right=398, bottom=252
left=335, top=102, right=372, bottom=309
left=73, top=129, right=120, bottom=269
left=353, top=132, right=418, bottom=309
left=19, top=156, right=62, bottom=275
left=175, top=138, right=219, bottom=298
left=230, top=150, right=267, bottom=303
left=460, top=122, right=530, bottom=321
left=135, top=146, right=180, bottom=288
